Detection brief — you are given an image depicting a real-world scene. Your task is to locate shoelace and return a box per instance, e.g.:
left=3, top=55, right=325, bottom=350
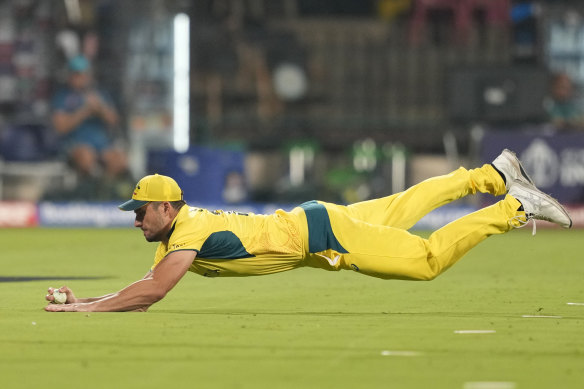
left=508, top=214, right=537, bottom=235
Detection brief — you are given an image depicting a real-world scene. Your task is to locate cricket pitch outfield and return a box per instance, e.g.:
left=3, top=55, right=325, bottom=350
left=0, top=228, right=583, bottom=389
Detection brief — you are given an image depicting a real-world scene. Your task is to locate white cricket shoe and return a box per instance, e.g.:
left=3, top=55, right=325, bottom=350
left=508, top=180, right=572, bottom=234
left=492, top=149, right=534, bottom=191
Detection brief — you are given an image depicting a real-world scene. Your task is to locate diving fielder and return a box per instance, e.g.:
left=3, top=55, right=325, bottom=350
left=45, top=149, right=572, bottom=312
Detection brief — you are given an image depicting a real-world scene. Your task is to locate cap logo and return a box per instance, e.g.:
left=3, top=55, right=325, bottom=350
left=122, top=174, right=181, bottom=207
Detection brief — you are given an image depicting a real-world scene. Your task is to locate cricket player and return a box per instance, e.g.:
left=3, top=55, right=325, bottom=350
left=45, top=149, right=572, bottom=312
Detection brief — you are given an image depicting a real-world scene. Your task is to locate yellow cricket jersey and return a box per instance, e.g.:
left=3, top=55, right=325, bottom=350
left=151, top=165, right=517, bottom=281
left=152, top=205, right=309, bottom=277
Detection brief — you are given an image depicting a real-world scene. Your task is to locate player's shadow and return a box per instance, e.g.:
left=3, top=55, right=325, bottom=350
left=0, top=276, right=111, bottom=283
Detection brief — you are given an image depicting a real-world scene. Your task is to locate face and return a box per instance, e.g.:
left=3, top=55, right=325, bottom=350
left=134, top=202, right=174, bottom=242
left=552, top=74, right=574, bottom=102
left=69, top=71, right=91, bottom=90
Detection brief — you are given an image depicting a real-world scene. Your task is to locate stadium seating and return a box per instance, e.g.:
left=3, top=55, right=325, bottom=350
left=0, top=124, right=73, bottom=201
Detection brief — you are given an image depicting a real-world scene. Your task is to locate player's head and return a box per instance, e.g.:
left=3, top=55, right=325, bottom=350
left=119, top=174, right=184, bottom=211
left=119, top=174, right=185, bottom=242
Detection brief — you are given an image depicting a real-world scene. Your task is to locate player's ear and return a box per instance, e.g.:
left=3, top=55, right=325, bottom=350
left=163, top=201, right=173, bottom=215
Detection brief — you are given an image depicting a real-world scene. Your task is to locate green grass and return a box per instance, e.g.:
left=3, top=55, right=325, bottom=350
left=1, top=228, right=583, bottom=389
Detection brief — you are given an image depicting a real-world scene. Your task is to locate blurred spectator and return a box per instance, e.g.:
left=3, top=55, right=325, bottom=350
left=50, top=55, right=133, bottom=200
left=545, top=72, right=584, bottom=130
left=222, top=171, right=247, bottom=204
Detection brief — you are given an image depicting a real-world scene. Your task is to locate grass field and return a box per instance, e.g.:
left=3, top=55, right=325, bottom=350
left=1, top=227, right=583, bottom=389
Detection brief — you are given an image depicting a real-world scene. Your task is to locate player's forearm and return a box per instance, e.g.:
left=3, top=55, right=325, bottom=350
left=45, top=254, right=192, bottom=313
left=80, top=278, right=166, bottom=312
left=75, top=293, right=116, bottom=303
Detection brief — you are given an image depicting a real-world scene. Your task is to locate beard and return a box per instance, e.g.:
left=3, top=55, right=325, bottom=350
left=143, top=229, right=166, bottom=242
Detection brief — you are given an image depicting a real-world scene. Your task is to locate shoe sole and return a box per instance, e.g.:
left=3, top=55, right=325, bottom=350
left=513, top=181, right=573, bottom=229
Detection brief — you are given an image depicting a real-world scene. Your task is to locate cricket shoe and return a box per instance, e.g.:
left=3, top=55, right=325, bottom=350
left=492, top=149, right=534, bottom=192
left=508, top=179, right=572, bottom=235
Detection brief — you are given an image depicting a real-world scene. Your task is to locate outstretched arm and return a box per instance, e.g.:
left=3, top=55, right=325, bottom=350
left=46, top=270, right=153, bottom=304
left=45, top=250, right=196, bottom=312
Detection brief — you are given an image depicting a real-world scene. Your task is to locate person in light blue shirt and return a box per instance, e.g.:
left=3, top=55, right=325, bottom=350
left=51, top=55, right=128, bottom=181
left=51, top=55, right=132, bottom=200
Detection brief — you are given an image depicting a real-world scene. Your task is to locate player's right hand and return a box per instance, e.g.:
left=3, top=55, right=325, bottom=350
left=46, top=286, right=77, bottom=304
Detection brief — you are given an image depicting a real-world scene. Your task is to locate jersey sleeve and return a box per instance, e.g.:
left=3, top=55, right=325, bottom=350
left=151, top=243, right=169, bottom=271
left=167, top=220, right=208, bottom=253
left=150, top=207, right=212, bottom=270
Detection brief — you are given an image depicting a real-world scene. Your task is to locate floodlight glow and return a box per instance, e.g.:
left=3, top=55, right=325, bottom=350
left=173, top=13, right=190, bottom=153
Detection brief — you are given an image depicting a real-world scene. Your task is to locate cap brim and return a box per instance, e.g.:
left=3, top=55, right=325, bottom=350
left=118, top=199, right=149, bottom=211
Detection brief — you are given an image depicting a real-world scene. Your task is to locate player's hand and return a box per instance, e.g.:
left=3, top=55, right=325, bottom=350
left=45, top=286, right=77, bottom=304
left=44, top=302, right=87, bottom=312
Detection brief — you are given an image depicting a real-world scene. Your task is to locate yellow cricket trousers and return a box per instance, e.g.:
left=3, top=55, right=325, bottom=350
left=301, top=164, right=524, bottom=280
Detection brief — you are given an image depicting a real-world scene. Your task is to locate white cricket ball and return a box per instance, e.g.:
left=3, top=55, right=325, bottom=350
left=53, top=290, right=67, bottom=304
